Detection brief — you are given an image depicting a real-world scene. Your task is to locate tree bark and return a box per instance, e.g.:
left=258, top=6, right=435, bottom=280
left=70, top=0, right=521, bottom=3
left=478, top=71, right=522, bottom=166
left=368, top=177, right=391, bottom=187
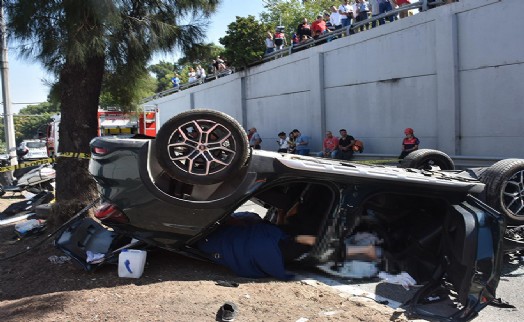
left=54, top=55, right=105, bottom=219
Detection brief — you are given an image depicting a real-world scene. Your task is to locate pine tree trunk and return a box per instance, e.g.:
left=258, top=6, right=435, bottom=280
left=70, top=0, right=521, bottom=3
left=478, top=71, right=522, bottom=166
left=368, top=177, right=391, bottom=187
left=53, top=56, right=105, bottom=220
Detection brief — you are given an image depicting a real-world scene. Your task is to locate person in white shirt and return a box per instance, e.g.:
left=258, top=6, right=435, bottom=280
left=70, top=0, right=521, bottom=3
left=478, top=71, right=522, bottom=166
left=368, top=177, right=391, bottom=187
left=196, top=65, right=206, bottom=83
left=354, top=0, right=370, bottom=32
left=338, top=0, right=354, bottom=35
left=277, top=132, right=289, bottom=153
left=188, top=67, right=197, bottom=83
left=264, top=31, right=275, bottom=56
left=330, top=6, right=342, bottom=30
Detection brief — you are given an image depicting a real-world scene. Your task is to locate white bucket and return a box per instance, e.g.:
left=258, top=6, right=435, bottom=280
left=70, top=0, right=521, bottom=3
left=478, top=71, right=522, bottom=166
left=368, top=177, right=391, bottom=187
left=118, top=249, right=147, bottom=278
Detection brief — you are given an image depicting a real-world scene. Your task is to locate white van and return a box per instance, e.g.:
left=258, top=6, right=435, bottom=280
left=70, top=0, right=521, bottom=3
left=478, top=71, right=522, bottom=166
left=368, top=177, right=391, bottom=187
left=17, top=139, right=48, bottom=160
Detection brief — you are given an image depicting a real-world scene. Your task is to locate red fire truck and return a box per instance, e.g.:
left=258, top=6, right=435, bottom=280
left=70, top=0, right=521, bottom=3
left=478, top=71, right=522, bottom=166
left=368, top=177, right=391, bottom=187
left=46, top=108, right=158, bottom=157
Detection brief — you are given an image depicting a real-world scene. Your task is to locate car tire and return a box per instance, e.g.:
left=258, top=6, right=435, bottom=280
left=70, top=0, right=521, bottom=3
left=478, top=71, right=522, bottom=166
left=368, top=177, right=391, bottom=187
left=399, top=149, right=455, bottom=170
left=479, top=159, right=524, bottom=225
left=155, top=109, right=250, bottom=185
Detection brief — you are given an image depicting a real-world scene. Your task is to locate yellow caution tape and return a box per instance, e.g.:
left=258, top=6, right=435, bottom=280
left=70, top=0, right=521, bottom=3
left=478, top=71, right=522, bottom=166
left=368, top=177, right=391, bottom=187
left=56, top=152, right=91, bottom=159
left=0, top=152, right=91, bottom=172
left=0, top=158, right=56, bottom=172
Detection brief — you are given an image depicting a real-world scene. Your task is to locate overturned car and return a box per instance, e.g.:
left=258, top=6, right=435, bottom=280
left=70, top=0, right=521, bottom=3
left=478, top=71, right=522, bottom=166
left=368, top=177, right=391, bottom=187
left=56, top=109, right=513, bottom=321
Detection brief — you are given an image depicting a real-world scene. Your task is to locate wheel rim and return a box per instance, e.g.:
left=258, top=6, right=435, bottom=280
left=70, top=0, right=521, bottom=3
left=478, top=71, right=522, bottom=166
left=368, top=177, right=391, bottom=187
left=165, top=118, right=237, bottom=176
left=501, top=169, right=524, bottom=219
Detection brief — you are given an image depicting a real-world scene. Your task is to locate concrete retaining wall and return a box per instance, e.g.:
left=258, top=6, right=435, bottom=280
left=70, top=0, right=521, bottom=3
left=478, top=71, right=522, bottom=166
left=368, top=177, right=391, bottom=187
left=145, top=0, right=524, bottom=159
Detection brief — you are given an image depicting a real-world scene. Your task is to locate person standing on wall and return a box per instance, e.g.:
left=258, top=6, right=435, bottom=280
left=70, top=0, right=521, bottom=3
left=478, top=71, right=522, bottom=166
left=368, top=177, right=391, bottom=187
left=264, top=31, right=275, bottom=56
left=338, top=0, right=354, bottom=35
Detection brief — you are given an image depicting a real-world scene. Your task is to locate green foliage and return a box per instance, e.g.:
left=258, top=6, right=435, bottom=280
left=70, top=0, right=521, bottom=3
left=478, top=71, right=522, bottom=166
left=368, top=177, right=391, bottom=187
left=0, top=102, right=59, bottom=145
left=176, top=43, right=225, bottom=68
left=5, top=0, right=221, bottom=107
left=260, top=0, right=337, bottom=38
left=99, top=70, right=157, bottom=110
left=149, top=61, right=178, bottom=92
left=219, top=16, right=267, bottom=67
left=147, top=44, right=225, bottom=93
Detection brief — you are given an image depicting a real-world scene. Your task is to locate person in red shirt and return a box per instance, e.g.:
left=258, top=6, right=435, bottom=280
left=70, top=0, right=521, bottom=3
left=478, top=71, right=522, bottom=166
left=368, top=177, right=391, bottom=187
left=394, top=0, right=411, bottom=19
left=316, top=131, right=339, bottom=158
left=399, top=127, right=420, bottom=160
left=311, top=15, right=327, bottom=39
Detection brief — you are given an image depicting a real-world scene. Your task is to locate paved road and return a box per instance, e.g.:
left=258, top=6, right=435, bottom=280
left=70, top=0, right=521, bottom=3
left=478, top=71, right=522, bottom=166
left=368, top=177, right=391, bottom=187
left=476, top=254, right=524, bottom=321
left=301, top=258, right=524, bottom=322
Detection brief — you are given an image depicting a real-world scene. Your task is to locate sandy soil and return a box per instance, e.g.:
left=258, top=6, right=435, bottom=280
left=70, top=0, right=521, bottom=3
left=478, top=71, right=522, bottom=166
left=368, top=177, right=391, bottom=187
left=0, top=196, right=410, bottom=322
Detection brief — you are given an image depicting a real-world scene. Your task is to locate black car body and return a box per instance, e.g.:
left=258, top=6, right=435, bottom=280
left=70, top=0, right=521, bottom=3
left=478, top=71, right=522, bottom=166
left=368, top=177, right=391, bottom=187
left=56, top=110, right=506, bottom=321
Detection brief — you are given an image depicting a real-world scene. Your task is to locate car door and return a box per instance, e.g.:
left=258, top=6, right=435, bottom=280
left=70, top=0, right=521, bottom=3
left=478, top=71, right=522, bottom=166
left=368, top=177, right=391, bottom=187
left=407, top=195, right=504, bottom=321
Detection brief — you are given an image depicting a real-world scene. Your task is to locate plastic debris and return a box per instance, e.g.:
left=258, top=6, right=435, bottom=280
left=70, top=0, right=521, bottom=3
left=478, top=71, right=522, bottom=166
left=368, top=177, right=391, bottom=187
left=378, top=271, right=417, bottom=290
left=14, top=219, right=46, bottom=237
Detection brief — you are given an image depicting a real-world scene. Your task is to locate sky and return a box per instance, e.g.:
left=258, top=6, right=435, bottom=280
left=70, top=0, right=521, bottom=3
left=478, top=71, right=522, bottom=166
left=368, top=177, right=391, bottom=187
left=0, top=0, right=267, bottom=114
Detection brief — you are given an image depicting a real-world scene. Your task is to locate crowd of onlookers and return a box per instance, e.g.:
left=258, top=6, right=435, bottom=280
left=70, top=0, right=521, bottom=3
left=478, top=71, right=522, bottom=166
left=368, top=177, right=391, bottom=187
left=164, top=1, right=459, bottom=94
left=264, top=0, right=459, bottom=55
left=248, top=126, right=420, bottom=161
left=170, top=56, right=232, bottom=88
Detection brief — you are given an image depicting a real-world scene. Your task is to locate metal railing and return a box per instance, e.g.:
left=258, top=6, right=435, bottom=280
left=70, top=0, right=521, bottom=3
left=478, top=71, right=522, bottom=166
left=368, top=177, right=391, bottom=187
left=141, top=0, right=447, bottom=103
left=260, top=0, right=446, bottom=63
left=349, top=152, right=499, bottom=169
left=140, top=68, right=235, bottom=104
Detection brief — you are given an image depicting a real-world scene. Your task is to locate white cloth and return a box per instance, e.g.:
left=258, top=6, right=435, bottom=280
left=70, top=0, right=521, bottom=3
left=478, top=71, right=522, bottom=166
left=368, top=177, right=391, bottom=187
left=378, top=271, right=417, bottom=290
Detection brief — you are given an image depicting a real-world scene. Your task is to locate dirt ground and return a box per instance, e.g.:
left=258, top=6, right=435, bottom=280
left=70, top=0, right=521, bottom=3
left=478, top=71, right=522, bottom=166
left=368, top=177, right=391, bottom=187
left=0, top=196, right=410, bottom=322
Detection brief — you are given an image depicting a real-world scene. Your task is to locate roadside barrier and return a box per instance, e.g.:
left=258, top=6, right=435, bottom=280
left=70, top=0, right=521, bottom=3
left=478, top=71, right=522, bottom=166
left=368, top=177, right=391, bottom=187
left=0, top=152, right=91, bottom=172
left=351, top=159, right=399, bottom=165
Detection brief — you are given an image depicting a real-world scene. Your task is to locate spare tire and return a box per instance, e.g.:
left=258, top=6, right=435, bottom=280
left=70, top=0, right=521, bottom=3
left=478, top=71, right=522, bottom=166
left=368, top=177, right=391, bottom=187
left=155, top=109, right=250, bottom=185
left=399, top=149, right=455, bottom=170
left=479, top=159, right=524, bottom=225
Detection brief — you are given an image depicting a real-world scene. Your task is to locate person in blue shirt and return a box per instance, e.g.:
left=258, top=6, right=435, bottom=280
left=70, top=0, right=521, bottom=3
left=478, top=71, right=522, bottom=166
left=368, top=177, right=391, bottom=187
left=171, top=74, right=180, bottom=88
left=293, top=129, right=310, bottom=156
left=196, top=211, right=379, bottom=280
